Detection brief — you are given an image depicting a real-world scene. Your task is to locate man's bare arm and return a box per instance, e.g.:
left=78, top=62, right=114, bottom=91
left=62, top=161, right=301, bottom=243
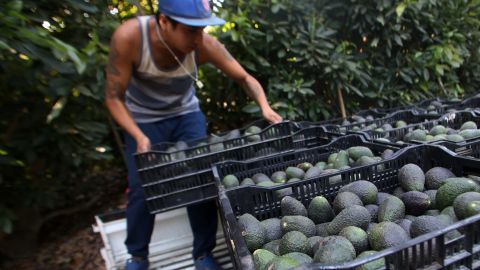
left=197, top=34, right=282, bottom=123
left=104, top=21, right=151, bottom=152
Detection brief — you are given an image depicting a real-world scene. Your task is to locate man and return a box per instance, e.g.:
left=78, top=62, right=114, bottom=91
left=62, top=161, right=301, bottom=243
left=104, top=0, right=282, bottom=269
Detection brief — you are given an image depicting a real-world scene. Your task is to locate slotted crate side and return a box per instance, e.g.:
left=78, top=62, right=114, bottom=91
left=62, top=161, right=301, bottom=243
left=291, top=126, right=336, bottom=149
left=218, top=145, right=480, bottom=270
left=437, top=138, right=480, bottom=159
left=135, top=135, right=295, bottom=214
left=213, top=134, right=400, bottom=189
left=136, top=121, right=296, bottom=166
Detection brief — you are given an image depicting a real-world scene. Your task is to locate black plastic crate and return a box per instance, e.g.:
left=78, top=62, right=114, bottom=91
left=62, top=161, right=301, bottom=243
left=216, top=145, right=480, bottom=270
left=358, top=111, right=480, bottom=147
left=437, top=138, right=480, bottom=158
left=135, top=135, right=295, bottom=214
left=322, top=109, right=440, bottom=136
left=291, top=126, right=336, bottom=149
left=213, top=134, right=400, bottom=188
left=140, top=120, right=296, bottom=165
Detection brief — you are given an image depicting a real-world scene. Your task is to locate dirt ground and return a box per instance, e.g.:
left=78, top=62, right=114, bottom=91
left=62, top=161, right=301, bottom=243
left=0, top=168, right=128, bottom=270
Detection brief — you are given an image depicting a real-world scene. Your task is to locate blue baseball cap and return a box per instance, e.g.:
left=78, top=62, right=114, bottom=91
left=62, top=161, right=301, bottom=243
left=158, top=0, right=225, bottom=27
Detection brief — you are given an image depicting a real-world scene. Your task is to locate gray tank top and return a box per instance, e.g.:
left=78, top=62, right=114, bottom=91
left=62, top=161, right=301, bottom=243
left=125, top=16, right=200, bottom=123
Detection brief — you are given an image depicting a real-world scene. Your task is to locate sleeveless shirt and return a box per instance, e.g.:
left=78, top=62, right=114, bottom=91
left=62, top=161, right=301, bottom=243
left=125, top=16, right=200, bottom=123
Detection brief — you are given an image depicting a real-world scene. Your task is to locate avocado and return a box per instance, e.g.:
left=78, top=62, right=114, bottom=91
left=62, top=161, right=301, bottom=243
left=315, top=161, right=327, bottom=170
left=440, top=206, right=458, bottom=222
left=334, top=150, right=350, bottom=169
left=262, top=239, right=281, bottom=255
left=252, top=173, right=272, bottom=184
left=409, top=129, right=427, bottom=141
left=464, top=201, right=480, bottom=218
left=281, top=216, right=316, bottom=237
left=271, top=171, right=288, bottom=184
left=425, top=167, right=455, bottom=190
left=339, top=180, right=378, bottom=205
left=281, top=196, right=307, bottom=217
left=376, top=192, right=394, bottom=205
left=354, top=156, right=378, bottom=166
left=304, top=166, right=323, bottom=180
left=347, top=146, right=374, bottom=161
left=253, top=249, right=276, bottom=270
left=368, top=222, right=410, bottom=251
left=247, top=134, right=261, bottom=142
left=327, top=205, right=371, bottom=235
left=410, top=215, right=447, bottom=238
left=425, top=209, right=440, bottom=216
left=266, top=256, right=300, bottom=270
left=297, top=162, right=313, bottom=172
left=307, top=196, right=334, bottom=224
left=257, top=181, right=275, bottom=187
left=424, top=190, right=438, bottom=209
left=339, top=226, right=369, bottom=254
left=327, top=153, right=338, bottom=165
left=446, top=134, right=465, bottom=142
left=222, top=174, right=239, bottom=188
left=436, top=178, right=480, bottom=210
left=238, top=213, right=266, bottom=252
left=333, top=191, right=364, bottom=214
left=223, top=129, right=241, bottom=141
left=245, top=125, right=262, bottom=135
left=400, top=191, right=431, bottom=216
left=283, top=252, right=313, bottom=265
left=459, top=129, right=480, bottom=139
left=355, top=250, right=386, bottom=270
left=321, top=169, right=342, bottom=185
left=378, top=196, right=405, bottom=222
left=396, top=120, right=407, bottom=128
left=313, top=236, right=356, bottom=264
left=394, top=219, right=412, bottom=237
left=308, top=236, right=323, bottom=255
left=381, top=149, right=395, bottom=160
left=460, top=121, right=477, bottom=131
left=398, top=163, right=425, bottom=191
left=432, top=134, right=447, bottom=141
left=261, top=218, right=282, bottom=242
left=240, top=178, right=255, bottom=186
left=453, top=192, right=480, bottom=219
left=279, top=231, right=310, bottom=255
left=285, top=167, right=305, bottom=180
left=365, top=204, right=379, bottom=222
left=315, top=222, right=330, bottom=237
left=430, top=125, right=447, bottom=136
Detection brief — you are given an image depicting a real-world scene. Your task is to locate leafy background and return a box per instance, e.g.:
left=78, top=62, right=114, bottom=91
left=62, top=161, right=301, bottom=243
left=0, top=0, right=479, bottom=257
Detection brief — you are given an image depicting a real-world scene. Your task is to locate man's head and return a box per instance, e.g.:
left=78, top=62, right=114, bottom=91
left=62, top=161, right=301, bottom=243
left=156, top=0, right=225, bottom=54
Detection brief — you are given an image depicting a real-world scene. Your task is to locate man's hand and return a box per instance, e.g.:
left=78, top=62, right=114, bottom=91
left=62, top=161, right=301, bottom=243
left=136, top=135, right=151, bottom=153
left=262, top=106, right=283, bottom=124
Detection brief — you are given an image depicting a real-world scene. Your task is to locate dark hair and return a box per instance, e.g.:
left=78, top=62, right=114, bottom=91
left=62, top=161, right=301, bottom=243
left=155, top=11, right=178, bottom=28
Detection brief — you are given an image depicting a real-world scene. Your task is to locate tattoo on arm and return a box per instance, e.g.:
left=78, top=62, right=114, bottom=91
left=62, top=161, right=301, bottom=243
left=106, top=44, right=121, bottom=76
left=106, top=81, right=123, bottom=100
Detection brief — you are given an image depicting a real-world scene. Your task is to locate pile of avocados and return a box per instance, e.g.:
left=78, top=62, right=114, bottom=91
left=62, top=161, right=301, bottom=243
left=162, top=125, right=264, bottom=160
left=374, top=120, right=480, bottom=144
left=237, top=164, right=480, bottom=270
left=221, top=146, right=396, bottom=189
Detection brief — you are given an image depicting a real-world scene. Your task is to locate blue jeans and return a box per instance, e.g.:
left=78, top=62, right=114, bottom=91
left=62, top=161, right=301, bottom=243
left=124, top=111, right=218, bottom=259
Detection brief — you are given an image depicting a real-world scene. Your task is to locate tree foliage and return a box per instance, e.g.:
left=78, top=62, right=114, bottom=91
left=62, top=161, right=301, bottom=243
left=205, top=0, right=480, bottom=124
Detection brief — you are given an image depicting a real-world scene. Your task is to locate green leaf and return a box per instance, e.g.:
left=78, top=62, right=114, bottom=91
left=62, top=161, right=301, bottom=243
left=271, top=4, right=281, bottom=13
left=0, top=40, right=11, bottom=50
left=46, top=97, right=68, bottom=124
left=396, top=3, right=407, bottom=18
left=51, top=37, right=87, bottom=74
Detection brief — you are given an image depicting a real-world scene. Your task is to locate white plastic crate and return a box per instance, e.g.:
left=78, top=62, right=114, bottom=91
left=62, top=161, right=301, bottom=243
left=93, top=208, right=232, bottom=270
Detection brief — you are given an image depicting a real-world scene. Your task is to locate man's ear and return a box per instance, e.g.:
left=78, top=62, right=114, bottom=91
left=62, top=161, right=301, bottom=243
left=158, top=14, right=168, bottom=29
